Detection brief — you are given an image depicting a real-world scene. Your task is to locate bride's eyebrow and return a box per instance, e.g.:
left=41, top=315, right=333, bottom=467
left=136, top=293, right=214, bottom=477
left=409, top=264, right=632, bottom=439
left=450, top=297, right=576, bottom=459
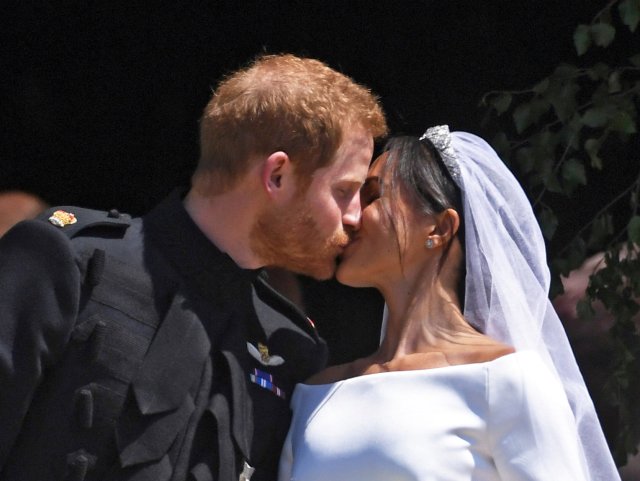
left=362, top=175, right=380, bottom=188
left=360, top=176, right=382, bottom=201
left=362, top=176, right=380, bottom=189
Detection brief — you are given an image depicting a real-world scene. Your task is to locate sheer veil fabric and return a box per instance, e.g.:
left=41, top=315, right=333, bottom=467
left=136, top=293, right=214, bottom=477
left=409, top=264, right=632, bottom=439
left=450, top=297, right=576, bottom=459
left=381, top=126, right=619, bottom=481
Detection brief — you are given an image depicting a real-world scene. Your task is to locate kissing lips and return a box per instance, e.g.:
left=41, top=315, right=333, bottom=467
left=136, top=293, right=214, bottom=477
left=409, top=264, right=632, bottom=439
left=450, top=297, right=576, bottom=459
left=340, top=237, right=360, bottom=259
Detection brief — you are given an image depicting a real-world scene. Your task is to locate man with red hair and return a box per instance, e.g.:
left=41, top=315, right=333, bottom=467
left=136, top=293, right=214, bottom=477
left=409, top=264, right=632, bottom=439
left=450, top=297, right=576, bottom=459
left=0, top=54, right=387, bottom=481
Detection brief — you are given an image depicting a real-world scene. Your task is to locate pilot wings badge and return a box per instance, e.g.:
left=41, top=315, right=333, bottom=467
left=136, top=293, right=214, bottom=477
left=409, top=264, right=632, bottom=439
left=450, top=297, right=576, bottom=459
left=246, top=342, right=284, bottom=366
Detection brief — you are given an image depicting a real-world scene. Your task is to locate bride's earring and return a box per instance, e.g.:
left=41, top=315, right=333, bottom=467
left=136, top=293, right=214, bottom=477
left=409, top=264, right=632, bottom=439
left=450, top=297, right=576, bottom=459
left=425, top=238, right=435, bottom=249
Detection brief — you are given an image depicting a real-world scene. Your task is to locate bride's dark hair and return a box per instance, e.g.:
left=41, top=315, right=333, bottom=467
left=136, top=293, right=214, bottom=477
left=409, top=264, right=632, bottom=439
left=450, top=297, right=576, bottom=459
left=380, top=135, right=466, bottom=299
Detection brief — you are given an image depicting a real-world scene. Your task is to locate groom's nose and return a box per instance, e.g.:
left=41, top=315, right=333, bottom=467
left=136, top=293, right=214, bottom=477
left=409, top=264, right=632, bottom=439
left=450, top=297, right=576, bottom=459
left=342, top=191, right=362, bottom=229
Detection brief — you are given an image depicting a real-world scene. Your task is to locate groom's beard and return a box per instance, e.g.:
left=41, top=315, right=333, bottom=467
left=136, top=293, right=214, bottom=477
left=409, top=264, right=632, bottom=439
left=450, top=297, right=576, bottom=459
left=250, top=201, right=349, bottom=280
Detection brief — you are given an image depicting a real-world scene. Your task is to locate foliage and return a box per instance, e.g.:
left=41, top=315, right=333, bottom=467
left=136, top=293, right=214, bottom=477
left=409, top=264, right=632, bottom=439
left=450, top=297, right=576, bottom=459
left=480, top=0, right=640, bottom=466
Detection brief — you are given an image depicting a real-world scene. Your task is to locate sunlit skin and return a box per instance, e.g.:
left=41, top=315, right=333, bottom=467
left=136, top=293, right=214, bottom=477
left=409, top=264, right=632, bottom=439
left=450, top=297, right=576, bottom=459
left=309, top=152, right=514, bottom=384
left=251, top=124, right=373, bottom=280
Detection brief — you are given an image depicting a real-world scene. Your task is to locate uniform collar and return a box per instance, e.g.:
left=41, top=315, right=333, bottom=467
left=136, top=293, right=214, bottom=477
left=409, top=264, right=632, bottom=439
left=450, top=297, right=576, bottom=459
left=143, top=188, right=261, bottom=304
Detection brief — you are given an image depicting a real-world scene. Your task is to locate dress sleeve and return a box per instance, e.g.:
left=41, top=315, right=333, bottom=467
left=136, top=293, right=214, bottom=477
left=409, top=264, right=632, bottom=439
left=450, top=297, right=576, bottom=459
left=0, top=221, right=81, bottom=465
left=487, top=351, right=589, bottom=481
left=277, top=424, right=294, bottom=481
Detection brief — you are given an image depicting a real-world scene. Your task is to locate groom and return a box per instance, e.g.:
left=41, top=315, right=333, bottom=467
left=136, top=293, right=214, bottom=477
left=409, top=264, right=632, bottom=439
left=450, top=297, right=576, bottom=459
left=0, top=54, right=387, bottom=481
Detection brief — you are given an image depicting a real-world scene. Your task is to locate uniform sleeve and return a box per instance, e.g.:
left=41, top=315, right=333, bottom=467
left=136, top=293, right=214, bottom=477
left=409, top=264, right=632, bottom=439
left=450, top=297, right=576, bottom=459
left=0, top=220, right=81, bottom=465
left=487, top=351, right=589, bottom=481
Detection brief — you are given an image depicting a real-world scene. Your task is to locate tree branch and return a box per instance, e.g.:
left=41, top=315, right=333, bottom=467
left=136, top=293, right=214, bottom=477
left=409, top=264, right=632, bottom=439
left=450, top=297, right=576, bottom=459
left=592, top=0, right=619, bottom=24
left=558, top=172, right=640, bottom=257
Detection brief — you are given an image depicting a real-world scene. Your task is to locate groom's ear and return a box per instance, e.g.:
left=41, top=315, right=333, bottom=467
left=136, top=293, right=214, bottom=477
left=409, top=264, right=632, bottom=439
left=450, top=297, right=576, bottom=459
left=261, top=151, right=295, bottom=200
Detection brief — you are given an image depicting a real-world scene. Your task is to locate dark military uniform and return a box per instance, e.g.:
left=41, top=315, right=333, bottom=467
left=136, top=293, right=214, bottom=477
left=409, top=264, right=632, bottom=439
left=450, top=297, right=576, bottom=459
left=0, top=189, right=327, bottom=481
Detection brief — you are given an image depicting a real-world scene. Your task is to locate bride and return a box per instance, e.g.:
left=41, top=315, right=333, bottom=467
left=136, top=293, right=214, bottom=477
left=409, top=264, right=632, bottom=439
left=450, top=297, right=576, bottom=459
left=278, top=126, right=619, bottom=481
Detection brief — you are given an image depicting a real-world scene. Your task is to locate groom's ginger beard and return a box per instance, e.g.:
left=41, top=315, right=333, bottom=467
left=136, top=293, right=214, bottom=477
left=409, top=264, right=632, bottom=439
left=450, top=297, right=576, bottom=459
left=250, top=199, right=350, bottom=280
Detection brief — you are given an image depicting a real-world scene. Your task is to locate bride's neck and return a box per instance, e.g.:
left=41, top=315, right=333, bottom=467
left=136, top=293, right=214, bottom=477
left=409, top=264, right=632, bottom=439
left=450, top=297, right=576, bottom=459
left=376, top=270, right=478, bottom=362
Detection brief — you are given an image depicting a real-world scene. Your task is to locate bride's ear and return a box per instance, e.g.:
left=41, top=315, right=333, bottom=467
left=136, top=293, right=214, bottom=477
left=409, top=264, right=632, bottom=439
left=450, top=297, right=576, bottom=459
left=439, top=208, right=460, bottom=240
left=424, top=209, right=460, bottom=249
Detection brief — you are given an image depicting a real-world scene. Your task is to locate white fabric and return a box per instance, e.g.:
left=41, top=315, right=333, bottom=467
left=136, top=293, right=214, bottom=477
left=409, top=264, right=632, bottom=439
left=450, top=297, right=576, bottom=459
left=279, top=351, right=588, bottom=481
left=448, top=131, right=618, bottom=481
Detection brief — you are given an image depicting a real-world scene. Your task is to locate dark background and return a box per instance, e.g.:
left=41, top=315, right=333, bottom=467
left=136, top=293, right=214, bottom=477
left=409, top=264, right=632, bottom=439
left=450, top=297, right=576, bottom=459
left=0, top=0, right=611, bottom=363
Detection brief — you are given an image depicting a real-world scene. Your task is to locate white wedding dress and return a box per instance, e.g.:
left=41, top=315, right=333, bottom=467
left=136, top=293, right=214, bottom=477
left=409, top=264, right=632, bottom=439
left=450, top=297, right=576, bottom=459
left=278, top=351, right=588, bottom=481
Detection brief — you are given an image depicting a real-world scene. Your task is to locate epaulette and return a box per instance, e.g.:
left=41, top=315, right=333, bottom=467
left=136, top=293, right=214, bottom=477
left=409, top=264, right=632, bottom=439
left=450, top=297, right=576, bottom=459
left=38, top=206, right=131, bottom=239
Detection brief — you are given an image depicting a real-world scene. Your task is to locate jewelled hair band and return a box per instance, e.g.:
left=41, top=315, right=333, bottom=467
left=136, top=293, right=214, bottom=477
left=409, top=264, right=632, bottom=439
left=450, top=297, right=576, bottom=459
left=419, top=125, right=461, bottom=186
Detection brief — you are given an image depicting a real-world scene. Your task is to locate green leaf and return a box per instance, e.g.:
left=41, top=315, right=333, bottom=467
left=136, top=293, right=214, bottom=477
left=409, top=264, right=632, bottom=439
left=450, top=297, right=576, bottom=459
left=628, top=216, right=640, bottom=244
left=589, top=214, right=614, bottom=248
left=590, top=23, right=616, bottom=47
left=630, top=53, right=640, bottom=67
left=608, top=70, right=622, bottom=93
left=544, top=171, right=564, bottom=194
left=534, top=129, right=555, bottom=154
left=552, top=257, right=571, bottom=278
left=513, top=103, right=532, bottom=134
left=510, top=99, right=552, bottom=135
left=558, top=116, right=582, bottom=149
left=491, top=132, right=510, bottom=156
left=619, top=0, right=640, bottom=32
left=582, top=108, right=609, bottom=128
left=549, top=273, right=565, bottom=299
left=611, top=111, right=637, bottom=134
left=550, top=82, right=580, bottom=122
left=573, top=24, right=592, bottom=55
left=533, top=78, right=550, bottom=94
left=566, top=237, right=587, bottom=271
left=515, top=147, right=535, bottom=173
left=585, top=138, right=603, bottom=169
left=538, top=207, right=558, bottom=240
left=562, top=158, right=587, bottom=187
left=576, top=298, right=595, bottom=321
left=491, top=93, right=512, bottom=115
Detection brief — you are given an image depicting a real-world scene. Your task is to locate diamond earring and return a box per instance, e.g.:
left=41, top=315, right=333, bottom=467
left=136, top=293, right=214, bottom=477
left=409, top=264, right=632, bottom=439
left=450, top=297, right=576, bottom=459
left=425, top=239, right=434, bottom=249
